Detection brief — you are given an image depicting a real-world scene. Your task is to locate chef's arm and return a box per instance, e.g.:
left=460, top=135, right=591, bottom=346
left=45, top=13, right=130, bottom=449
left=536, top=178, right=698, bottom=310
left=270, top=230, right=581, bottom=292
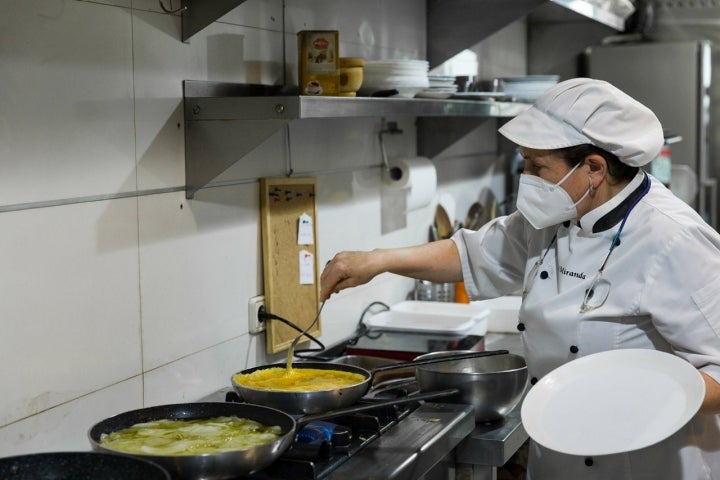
left=320, top=239, right=462, bottom=301
left=699, top=372, right=720, bottom=415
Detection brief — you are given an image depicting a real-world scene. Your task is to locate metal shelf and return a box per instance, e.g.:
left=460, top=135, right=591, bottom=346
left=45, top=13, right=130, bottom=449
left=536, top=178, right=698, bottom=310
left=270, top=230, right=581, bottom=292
left=183, top=81, right=531, bottom=198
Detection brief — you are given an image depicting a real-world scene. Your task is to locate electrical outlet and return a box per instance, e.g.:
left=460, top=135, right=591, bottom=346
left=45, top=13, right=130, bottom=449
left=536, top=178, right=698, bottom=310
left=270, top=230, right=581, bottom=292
left=248, top=295, right=266, bottom=334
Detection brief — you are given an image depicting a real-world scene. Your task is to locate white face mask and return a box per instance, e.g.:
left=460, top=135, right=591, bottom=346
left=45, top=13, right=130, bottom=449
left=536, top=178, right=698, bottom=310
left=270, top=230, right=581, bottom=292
left=516, top=162, right=591, bottom=229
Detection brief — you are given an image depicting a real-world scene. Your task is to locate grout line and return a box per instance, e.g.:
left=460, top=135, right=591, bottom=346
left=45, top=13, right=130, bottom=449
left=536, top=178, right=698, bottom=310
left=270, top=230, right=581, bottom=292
left=0, top=163, right=386, bottom=213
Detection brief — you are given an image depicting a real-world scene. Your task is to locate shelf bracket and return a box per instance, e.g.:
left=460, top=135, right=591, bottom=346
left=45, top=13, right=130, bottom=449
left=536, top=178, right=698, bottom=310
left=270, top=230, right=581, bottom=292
left=417, top=117, right=493, bottom=159
left=180, top=0, right=249, bottom=42
left=185, top=118, right=288, bottom=198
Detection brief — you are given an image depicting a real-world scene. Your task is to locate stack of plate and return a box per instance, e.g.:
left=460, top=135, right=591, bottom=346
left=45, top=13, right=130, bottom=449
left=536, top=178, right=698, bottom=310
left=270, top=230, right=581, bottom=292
left=359, top=59, right=430, bottom=98
left=416, top=75, right=458, bottom=99
left=500, top=75, right=559, bottom=101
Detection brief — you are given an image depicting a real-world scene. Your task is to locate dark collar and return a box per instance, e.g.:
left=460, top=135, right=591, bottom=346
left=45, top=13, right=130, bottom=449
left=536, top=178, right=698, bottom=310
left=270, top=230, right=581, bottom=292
left=592, top=174, right=651, bottom=233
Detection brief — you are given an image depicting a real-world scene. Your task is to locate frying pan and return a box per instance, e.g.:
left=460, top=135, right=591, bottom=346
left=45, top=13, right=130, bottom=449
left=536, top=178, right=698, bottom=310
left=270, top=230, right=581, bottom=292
left=0, top=451, right=170, bottom=479
left=88, top=391, right=458, bottom=480
left=232, top=349, right=509, bottom=414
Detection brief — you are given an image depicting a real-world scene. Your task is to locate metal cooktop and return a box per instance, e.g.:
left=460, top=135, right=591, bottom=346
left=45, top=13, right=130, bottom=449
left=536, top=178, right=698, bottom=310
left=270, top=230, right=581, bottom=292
left=198, top=387, right=474, bottom=480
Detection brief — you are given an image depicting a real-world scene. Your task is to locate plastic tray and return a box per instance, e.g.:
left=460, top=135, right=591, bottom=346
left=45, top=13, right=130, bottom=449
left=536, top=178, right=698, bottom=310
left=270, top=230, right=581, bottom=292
left=364, top=301, right=489, bottom=334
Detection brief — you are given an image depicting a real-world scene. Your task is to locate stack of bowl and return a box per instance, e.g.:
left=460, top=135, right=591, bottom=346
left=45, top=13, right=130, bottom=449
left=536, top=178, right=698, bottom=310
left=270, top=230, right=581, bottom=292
left=359, top=59, right=429, bottom=97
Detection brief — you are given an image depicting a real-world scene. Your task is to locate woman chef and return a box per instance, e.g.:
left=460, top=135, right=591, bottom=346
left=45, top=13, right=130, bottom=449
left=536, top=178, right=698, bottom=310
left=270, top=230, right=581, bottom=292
left=320, top=78, right=720, bottom=479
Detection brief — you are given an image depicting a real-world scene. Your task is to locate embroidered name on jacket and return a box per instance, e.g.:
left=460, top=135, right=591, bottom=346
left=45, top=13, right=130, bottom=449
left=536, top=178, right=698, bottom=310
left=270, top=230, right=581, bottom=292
left=560, top=266, right=586, bottom=280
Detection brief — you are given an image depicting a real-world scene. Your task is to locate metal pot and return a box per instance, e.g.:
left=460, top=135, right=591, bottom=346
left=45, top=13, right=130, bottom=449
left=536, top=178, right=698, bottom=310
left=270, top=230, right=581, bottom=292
left=0, top=451, right=170, bottom=480
left=88, top=392, right=458, bottom=480
left=232, top=350, right=509, bottom=415
left=414, top=350, right=528, bottom=422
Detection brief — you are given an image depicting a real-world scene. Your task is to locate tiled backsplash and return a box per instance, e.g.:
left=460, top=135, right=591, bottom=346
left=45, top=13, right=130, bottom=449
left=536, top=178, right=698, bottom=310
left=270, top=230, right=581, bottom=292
left=0, top=0, right=517, bottom=456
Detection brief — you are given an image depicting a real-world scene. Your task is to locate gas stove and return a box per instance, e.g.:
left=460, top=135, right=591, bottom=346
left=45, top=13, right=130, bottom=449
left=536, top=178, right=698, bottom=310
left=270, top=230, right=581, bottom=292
left=195, top=332, right=527, bottom=479
left=198, top=387, right=474, bottom=480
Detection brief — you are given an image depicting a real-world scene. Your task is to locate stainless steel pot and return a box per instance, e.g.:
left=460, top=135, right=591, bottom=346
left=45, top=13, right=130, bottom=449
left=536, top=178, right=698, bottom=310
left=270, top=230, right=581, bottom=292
left=232, top=350, right=509, bottom=415
left=414, top=350, right=528, bottom=422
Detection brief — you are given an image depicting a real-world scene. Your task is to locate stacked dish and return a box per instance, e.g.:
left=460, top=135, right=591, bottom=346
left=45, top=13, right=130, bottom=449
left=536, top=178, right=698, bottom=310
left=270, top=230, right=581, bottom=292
left=500, top=75, right=559, bottom=101
left=416, top=75, right=458, bottom=99
left=359, top=59, right=429, bottom=98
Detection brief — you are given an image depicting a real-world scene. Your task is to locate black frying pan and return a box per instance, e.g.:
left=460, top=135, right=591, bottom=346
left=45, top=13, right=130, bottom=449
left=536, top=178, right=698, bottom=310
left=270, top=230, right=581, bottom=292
left=0, top=451, right=170, bottom=479
left=88, top=390, right=458, bottom=480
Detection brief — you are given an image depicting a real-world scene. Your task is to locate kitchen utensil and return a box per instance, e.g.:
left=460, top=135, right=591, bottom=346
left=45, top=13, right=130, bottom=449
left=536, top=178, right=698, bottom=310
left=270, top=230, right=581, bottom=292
left=464, top=202, right=484, bottom=230
left=521, top=349, right=705, bottom=456
left=429, top=224, right=439, bottom=241
left=329, top=354, right=414, bottom=386
left=414, top=351, right=528, bottom=422
left=232, top=350, right=508, bottom=415
left=477, top=187, right=498, bottom=227
left=413, top=279, right=455, bottom=302
left=89, top=392, right=458, bottom=479
left=0, top=451, right=170, bottom=480
left=286, top=300, right=326, bottom=371
left=435, top=204, right=453, bottom=239
left=438, top=193, right=456, bottom=224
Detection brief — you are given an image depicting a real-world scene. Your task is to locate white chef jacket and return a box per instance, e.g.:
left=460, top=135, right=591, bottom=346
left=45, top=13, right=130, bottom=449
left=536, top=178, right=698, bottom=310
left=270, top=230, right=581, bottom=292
left=452, top=171, right=720, bottom=479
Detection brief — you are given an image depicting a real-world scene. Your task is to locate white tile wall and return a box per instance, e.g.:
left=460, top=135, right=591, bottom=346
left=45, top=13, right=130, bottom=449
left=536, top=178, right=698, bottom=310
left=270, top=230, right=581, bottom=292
left=0, top=199, right=141, bottom=427
left=0, top=1, right=136, bottom=205
left=138, top=187, right=259, bottom=370
left=0, top=0, right=521, bottom=458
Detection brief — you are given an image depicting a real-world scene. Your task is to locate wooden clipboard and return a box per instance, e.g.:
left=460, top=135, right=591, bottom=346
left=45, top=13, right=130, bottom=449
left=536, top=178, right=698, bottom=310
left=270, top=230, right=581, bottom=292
left=260, top=177, right=321, bottom=354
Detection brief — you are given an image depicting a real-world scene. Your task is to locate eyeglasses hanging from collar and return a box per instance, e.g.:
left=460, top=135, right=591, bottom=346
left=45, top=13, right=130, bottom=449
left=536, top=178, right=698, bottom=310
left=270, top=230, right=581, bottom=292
left=580, top=174, right=651, bottom=313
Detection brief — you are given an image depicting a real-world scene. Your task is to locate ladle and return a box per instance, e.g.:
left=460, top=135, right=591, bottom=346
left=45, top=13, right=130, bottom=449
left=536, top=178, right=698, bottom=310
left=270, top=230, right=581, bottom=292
left=464, top=202, right=484, bottom=230
left=435, top=204, right=453, bottom=239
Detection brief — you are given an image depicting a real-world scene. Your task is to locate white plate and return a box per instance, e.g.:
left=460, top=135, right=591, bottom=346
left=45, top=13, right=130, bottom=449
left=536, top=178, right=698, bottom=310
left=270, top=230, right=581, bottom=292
left=521, top=349, right=705, bottom=456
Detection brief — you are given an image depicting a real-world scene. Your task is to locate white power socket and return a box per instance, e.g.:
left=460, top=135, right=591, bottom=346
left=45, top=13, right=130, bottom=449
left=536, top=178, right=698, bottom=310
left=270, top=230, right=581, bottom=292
left=248, top=295, right=266, bottom=334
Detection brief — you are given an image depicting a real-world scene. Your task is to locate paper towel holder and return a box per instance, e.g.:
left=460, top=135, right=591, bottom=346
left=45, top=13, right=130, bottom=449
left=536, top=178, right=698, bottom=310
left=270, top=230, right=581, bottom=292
left=378, top=121, right=404, bottom=181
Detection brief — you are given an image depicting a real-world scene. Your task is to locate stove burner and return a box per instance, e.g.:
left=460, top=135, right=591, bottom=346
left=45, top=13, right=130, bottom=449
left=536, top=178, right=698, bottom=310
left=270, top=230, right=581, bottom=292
left=240, top=402, right=417, bottom=479
left=216, top=387, right=419, bottom=480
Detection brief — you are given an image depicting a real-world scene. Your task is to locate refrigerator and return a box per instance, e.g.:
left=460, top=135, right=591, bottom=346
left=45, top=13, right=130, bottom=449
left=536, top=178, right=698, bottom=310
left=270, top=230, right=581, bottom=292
left=585, top=40, right=716, bottom=228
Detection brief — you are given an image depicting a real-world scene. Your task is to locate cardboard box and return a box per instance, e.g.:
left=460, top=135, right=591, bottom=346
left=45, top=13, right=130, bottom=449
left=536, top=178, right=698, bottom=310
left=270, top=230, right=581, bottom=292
left=297, top=30, right=339, bottom=96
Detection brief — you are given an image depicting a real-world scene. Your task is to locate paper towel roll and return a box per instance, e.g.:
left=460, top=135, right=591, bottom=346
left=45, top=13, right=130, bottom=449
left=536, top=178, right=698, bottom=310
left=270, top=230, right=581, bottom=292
left=384, top=157, right=437, bottom=211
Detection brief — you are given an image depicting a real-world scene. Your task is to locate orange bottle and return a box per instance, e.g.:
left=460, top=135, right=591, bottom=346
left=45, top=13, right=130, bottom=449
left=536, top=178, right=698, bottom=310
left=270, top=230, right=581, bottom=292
left=455, top=281, right=470, bottom=303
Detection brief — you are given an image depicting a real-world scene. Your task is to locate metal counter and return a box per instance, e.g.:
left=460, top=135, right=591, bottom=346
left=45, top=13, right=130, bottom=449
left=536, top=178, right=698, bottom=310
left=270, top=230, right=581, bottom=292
left=452, top=332, right=528, bottom=480
left=454, top=405, right=527, bottom=480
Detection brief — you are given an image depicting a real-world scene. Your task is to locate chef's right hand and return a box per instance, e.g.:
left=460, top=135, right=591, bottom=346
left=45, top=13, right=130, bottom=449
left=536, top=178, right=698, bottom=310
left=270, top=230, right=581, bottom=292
left=320, top=251, right=380, bottom=301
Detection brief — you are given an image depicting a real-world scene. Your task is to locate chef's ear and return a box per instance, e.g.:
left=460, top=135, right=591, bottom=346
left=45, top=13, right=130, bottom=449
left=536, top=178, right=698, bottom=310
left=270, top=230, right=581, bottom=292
left=583, top=153, right=607, bottom=191
left=584, top=153, right=607, bottom=176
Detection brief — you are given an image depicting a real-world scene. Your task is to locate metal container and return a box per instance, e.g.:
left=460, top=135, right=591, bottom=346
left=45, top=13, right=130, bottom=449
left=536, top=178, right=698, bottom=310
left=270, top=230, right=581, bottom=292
left=413, top=279, right=455, bottom=302
left=414, top=350, right=528, bottom=422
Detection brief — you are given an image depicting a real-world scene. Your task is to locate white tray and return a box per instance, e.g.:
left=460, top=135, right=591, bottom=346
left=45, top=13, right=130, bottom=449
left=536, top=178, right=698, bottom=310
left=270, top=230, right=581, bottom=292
left=364, top=301, right=489, bottom=334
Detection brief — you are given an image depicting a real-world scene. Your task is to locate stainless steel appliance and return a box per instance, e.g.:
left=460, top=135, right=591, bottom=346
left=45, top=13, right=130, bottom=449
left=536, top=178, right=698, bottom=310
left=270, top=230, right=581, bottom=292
left=586, top=40, right=717, bottom=228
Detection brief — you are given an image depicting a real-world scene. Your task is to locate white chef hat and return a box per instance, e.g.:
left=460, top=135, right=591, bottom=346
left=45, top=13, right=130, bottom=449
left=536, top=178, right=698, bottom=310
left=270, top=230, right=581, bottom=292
left=498, top=78, right=664, bottom=167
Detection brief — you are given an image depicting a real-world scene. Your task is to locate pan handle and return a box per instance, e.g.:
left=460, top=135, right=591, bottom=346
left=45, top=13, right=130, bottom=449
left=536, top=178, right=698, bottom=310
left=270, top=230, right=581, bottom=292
left=296, top=388, right=460, bottom=426
left=371, top=349, right=510, bottom=375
